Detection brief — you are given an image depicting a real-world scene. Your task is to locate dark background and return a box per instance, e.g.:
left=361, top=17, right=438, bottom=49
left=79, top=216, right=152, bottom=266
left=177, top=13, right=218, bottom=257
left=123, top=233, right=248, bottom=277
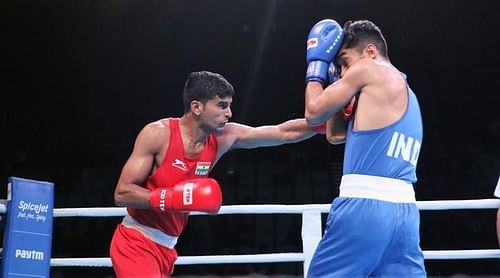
left=2, top=0, right=500, bottom=277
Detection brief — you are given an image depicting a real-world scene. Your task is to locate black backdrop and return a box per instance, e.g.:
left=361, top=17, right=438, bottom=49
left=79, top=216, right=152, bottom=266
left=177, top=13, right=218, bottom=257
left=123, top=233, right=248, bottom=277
left=2, top=0, right=500, bottom=277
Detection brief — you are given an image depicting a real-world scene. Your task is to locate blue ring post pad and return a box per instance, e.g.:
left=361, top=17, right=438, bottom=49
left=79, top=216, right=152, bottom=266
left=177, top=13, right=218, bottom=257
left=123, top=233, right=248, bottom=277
left=1, top=177, right=54, bottom=278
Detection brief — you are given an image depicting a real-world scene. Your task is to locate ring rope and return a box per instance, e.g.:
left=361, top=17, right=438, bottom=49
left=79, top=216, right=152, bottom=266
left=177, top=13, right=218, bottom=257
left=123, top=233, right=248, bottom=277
left=51, top=253, right=305, bottom=267
left=50, top=249, right=500, bottom=267
left=51, top=198, right=500, bottom=216
left=0, top=199, right=496, bottom=217
left=2, top=199, right=498, bottom=268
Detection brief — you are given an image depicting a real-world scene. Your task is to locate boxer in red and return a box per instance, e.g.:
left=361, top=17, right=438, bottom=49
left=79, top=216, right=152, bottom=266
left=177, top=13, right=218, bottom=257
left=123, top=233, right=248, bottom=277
left=110, top=71, right=323, bottom=277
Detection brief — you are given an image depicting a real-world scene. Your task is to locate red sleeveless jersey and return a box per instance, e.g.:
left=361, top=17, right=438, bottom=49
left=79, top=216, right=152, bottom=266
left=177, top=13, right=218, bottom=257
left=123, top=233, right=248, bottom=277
left=127, top=118, right=218, bottom=236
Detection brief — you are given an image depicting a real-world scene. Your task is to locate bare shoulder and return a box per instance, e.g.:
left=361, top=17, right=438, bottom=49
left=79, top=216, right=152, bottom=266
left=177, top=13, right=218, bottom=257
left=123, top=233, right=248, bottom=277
left=223, top=122, right=251, bottom=132
left=144, top=118, right=170, bottom=135
left=137, top=119, right=171, bottom=153
left=216, top=122, right=245, bottom=141
left=350, top=58, right=374, bottom=73
left=341, top=59, right=376, bottom=85
left=215, top=122, right=252, bottom=153
left=356, top=60, right=399, bottom=83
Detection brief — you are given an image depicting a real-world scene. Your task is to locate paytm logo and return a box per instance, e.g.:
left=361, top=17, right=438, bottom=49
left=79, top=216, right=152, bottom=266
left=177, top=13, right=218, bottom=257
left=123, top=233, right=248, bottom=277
left=386, top=132, right=421, bottom=166
left=15, top=248, right=44, bottom=261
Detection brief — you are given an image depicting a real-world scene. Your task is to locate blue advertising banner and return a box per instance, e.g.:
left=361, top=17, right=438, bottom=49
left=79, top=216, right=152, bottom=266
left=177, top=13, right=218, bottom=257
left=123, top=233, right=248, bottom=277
left=1, top=177, right=54, bottom=278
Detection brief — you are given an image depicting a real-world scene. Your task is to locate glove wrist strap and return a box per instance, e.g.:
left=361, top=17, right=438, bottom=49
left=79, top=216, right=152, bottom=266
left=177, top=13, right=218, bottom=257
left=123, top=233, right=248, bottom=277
left=306, top=60, right=329, bottom=84
left=150, top=188, right=171, bottom=212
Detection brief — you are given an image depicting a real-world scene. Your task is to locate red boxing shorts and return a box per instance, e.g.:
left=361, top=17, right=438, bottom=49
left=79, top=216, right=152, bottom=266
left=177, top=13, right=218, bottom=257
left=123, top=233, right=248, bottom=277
left=110, top=224, right=178, bottom=278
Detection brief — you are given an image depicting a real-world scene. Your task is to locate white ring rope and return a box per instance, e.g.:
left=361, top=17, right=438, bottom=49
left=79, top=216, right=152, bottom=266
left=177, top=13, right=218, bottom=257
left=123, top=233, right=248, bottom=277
left=0, top=199, right=496, bottom=217
left=2, top=199, right=499, bottom=268
left=50, top=249, right=500, bottom=268
left=51, top=253, right=306, bottom=267
left=51, top=198, right=500, bottom=216
left=50, top=249, right=500, bottom=267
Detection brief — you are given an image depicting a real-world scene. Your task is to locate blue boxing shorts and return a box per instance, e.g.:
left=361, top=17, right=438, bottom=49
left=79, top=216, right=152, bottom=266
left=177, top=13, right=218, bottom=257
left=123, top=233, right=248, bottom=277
left=307, top=174, right=427, bottom=278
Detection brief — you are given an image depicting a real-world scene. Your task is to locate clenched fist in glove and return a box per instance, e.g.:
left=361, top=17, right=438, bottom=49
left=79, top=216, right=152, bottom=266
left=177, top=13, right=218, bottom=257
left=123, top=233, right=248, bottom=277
left=305, top=19, right=344, bottom=84
left=150, top=178, right=222, bottom=214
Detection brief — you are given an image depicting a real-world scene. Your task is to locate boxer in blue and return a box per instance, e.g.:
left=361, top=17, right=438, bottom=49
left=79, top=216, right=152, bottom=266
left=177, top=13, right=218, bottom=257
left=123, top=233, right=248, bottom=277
left=304, top=19, right=427, bottom=277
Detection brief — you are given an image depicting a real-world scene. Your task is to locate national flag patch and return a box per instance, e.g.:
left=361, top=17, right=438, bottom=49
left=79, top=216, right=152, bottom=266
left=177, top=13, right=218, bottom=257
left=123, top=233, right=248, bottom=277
left=195, top=162, right=211, bottom=176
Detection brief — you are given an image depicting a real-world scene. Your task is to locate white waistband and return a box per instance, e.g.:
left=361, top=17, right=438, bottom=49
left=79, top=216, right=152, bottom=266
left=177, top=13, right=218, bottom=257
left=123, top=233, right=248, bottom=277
left=122, top=213, right=178, bottom=249
left=339, top=174, right=416, bottom=203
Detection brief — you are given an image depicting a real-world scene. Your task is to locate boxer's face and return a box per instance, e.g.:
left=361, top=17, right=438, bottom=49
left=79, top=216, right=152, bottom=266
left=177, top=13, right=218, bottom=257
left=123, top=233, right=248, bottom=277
left=337, top=43, right=379, bottom=77
left=336, top=47, right=365, bottom=77
left=199, top=96, right=233, bottom=132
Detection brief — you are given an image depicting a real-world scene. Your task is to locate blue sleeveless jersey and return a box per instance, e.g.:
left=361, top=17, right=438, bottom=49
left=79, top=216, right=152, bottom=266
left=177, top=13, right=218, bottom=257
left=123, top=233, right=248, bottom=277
left=343, top=87, right=423, bottom=183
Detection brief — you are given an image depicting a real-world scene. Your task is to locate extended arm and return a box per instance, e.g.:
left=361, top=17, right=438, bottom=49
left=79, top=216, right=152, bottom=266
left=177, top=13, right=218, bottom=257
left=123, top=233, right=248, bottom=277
left=222, top=119, right=317, bottom=151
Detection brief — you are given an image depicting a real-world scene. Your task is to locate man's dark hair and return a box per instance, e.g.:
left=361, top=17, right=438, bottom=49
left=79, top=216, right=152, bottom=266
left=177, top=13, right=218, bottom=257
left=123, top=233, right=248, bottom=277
left=341, top=20, right=388, bottom=58
left=182, top=71, right=234, bottom=113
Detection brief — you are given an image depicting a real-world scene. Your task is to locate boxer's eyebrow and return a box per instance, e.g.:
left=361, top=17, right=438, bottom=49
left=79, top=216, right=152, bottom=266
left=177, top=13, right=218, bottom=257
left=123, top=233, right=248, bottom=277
left=217, top=100, right=231, bottom=109
left=336, top=52, right=346, bottom=65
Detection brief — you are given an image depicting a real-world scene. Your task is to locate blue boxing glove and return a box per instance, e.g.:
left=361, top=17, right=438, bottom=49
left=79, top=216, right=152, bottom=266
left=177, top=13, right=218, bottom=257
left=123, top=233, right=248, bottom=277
left=305, top=19, right=344, bottom=84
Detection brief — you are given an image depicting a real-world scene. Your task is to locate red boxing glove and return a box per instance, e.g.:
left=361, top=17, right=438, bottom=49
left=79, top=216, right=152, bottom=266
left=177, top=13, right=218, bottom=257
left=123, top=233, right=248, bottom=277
left=311, top=123, right=326, bottom=134
left=343, top=97, right=355, bottom=119
left=150, top=178, right=222, bottom=214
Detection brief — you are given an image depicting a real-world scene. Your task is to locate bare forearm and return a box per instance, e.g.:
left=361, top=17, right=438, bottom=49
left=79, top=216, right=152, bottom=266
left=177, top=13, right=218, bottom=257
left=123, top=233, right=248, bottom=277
left=305, top=82, right=326, bottom=125
left=326, top=111, right=347, bottom=144
left=277, top=119, right=317, bottom=142
left=230, top=119, right=318, bottom=150
left=114, top=182, right=152, bottom=209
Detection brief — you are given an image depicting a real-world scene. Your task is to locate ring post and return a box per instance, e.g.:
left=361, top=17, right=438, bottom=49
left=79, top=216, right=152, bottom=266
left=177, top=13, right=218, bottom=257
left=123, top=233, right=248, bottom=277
left=301, top=209, right=322, bottom=277
left=1, top=177, right=54, bottom=278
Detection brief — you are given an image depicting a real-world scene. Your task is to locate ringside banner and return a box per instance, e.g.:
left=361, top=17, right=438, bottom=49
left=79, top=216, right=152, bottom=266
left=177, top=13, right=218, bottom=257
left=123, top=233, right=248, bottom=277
left=1, top=177, right=54, bottom=278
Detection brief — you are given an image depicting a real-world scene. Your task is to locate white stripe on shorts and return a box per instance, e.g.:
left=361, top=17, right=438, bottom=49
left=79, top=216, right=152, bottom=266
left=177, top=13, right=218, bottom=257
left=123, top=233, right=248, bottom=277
left=121, top=213, right=178, bottom=249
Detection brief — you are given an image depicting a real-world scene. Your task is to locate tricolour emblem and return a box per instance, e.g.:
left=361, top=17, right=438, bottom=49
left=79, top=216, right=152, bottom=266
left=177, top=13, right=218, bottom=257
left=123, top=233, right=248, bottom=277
left=195, top=162, right=211, bottom=176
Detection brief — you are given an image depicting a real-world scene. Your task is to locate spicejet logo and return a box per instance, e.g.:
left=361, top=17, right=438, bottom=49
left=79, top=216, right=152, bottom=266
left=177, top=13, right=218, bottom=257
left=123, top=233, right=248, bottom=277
left=18, top=201, right=48, bottom=213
